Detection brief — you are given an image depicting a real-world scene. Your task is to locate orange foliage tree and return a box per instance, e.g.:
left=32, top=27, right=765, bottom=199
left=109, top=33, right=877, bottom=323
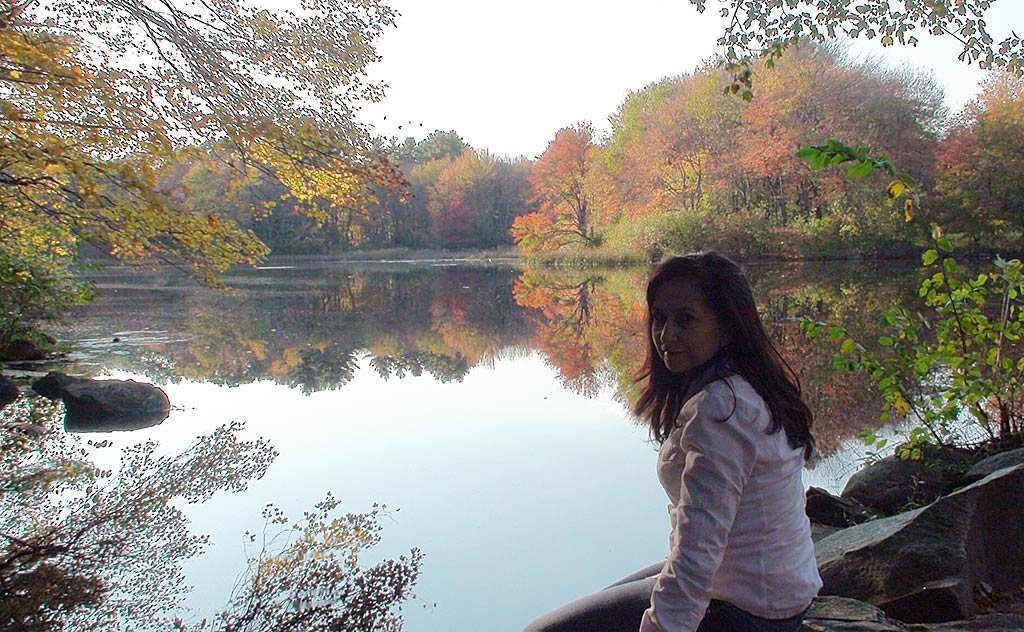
left=428, top=149, right=532, bottom=249
left=934, top=72, right=1024, bottom=239
left=511, top=122, right=603, bottom=254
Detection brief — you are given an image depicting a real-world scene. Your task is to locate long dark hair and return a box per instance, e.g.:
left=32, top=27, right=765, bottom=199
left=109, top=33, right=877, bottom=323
left=633, top=252, right=814, bottom=459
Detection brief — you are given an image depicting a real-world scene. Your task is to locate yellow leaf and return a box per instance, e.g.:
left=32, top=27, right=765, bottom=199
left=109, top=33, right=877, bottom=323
left=904, top=198, right=915, bottom=222
left=887, top=180, right=907, bottom=199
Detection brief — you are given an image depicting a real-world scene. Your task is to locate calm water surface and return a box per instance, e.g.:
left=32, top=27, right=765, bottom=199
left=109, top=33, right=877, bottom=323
left=5, top=257, right=918, bottom=631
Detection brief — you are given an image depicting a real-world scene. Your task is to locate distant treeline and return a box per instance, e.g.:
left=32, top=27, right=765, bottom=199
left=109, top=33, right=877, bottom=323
left=160, top=43, right=1024, bottom=258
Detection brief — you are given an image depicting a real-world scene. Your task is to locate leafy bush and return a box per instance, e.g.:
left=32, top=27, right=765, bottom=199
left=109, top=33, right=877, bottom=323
left=604, top=207, right=771, bottom=261
left=803, top=228, right=1024, bottom=447
left=0, top=221, right=92, bottom=349
left=793, top=203, right=918, bottom=259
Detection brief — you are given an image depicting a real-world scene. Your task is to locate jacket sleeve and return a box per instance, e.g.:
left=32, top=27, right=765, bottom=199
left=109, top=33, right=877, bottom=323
left=639, top=386, right=759, bottom=632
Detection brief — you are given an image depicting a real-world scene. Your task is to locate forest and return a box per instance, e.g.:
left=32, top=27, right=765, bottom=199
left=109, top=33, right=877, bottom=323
left=161, top=44, right=1024, bottom=261
left=3, top=0, right=1024, bottom=350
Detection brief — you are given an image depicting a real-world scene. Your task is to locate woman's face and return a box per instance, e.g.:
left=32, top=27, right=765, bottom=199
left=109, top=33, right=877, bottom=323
left=650, top=278, right=730, bottom=374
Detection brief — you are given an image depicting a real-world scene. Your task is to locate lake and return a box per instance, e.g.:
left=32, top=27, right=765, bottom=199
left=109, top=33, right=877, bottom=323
left=3, top=256, right=919, bottom=631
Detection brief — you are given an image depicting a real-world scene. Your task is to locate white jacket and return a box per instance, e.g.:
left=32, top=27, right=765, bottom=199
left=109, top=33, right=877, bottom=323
left=639, top=374, right=821, bottom=632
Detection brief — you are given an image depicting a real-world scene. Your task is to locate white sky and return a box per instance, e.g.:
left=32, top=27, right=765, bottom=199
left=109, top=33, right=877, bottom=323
left=358, top=0, right=1024, bottom=159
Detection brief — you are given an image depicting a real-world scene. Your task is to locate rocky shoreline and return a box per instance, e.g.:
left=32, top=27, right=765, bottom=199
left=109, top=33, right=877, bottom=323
left=526, top=442, right=1024, bottom=631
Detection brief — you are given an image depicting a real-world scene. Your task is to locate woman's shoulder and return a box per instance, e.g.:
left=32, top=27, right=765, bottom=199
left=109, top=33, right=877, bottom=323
left=685, top=374, right=766, bottom=426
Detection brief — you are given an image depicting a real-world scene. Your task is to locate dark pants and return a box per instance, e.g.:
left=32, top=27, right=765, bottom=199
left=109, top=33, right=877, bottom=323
left=697, top=599, right=806, bottom=632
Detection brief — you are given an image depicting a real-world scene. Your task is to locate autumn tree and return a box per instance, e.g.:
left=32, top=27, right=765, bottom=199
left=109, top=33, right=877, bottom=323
left=411, top=130, right=469, bottom=164
left=934, top=71, right=1024, bottom=239
left=429, top=149, right=532, bottom=249
left=731, top=43, right=943, bottom=223
left=589, top=44, right=940, bottom=259
left=605, top=68, right=741, bottom=220
left=0, top=0, right=400, bottom=344
left=512, top=122, right=602, bottom=253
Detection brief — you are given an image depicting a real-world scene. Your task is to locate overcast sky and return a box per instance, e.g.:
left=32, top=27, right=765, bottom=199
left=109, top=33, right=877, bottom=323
left=358, top=0, right=1023, bottom=159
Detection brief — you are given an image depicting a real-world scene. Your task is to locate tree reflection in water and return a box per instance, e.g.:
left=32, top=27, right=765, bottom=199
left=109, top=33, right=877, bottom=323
left=0, top=398, right=421, bottom=631
left=61, top=261, right=915, bottom=458
left=511, top=262, right=918, bottom=457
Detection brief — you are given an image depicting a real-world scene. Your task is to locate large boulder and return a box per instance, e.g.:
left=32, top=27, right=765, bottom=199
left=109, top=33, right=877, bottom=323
left=801, top=596, right=905, bottom=631
left=0, top=375, right=18, bottom=410
left=840, top=447, right=974, bottom=515
left=520, top=580, right=1024, bottom=631
left=816, top=464, right=1024, bottom=624
left=807, top=487, right=876, bottom=527
left=32, top=371, right=80, bottom=400
left=907, top=614, right=1024, bottom=631
left=32, top=372, right=170, bottom=432
left=523, top=589, right=912, bottom=632
left=61, top=379, right=170, bottom=431
left=0, top=339, right=47, bottom=362
left=962, top=448, right=1024, bottom=485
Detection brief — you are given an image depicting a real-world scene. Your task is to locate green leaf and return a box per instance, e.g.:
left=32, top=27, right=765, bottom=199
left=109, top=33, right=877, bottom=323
left=840, top=338, right=856, bottom=354
left=936, top=236, right=953, bottom=253
left=922, top=249, right=939, bottom=266
left=847, top=161, right=874, bottom=179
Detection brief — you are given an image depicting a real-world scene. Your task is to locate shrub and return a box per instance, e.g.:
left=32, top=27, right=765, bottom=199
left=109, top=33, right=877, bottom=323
left=803, top=228, right=1024, bottom=448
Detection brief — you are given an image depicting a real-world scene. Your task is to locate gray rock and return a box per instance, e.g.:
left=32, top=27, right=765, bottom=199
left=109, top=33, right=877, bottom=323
left=0, top=339, right=47, bottom=362
left=802, top=596, right=905, bottom=631
left=812, top=522, right=843, bottom=542
left=963, top=448, right=1024, bottom=485
left=807, top=486, right=876, bottom=527
left=0, top=375, right=18, bottom=410
left=32, top=371, right=79, bottom=400
left=841, top=447, right=973, bottom=515
left=816, top=465, right=1024, bottom=624
left=907, top=613, right=1024, bottom=630
left=61, top=378, right=170, bottom=431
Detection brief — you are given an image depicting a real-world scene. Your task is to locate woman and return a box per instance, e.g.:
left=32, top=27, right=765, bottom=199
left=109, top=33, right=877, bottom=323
left=635, top=252, right=821, bottom=632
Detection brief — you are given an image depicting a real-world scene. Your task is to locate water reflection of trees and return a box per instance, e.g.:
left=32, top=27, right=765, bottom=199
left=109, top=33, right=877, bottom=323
left=0, top=398, right=422, bottom=630
left=0, top=398, right=274, bottom=629
left=82, top=266, right=533, bottom=392
left=512, top=261, right=920, bottom=457
left=68, top=261, right=922, bottom=454
left=514, top=270, right=603, bottom=395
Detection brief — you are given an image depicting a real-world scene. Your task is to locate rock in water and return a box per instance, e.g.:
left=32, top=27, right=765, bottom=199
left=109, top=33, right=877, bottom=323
left=0, top=375, right=18, bottom=410
left=816, top=464, right=1024, bottom=624
left=31, top=371, right=79, bottom=400
left=0, top=339, right=46, bottom=361
left=61, top=378, right=170, bottom=431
